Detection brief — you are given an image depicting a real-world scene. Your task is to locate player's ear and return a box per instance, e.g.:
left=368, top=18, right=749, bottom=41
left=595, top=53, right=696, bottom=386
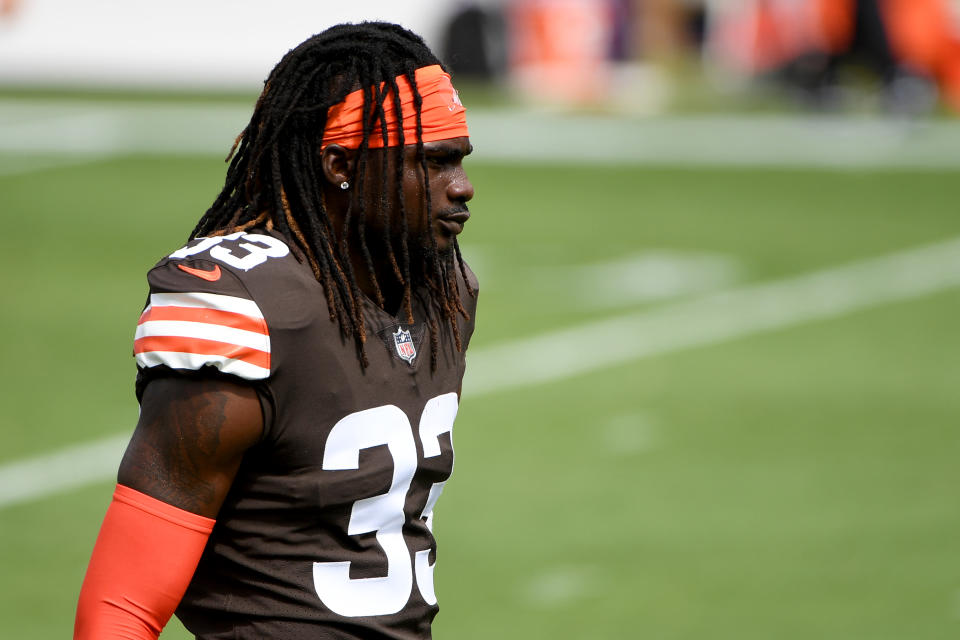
left=320, top=144, right=354, bottom=187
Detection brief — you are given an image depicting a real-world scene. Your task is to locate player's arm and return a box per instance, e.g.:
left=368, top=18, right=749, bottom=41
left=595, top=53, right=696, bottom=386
left=118, top=376, right=263, bottom=517
left=74, top=376, right=263, bottom=640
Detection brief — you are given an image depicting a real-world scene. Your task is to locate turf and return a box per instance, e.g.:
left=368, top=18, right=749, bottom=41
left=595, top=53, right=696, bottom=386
left=1, top=149, right=958, bottom=638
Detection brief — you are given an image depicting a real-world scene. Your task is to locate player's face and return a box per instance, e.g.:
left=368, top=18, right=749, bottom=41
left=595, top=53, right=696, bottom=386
left=409, top=136, right=473, bottom=253
left=365, top=136, right=474, bottom=255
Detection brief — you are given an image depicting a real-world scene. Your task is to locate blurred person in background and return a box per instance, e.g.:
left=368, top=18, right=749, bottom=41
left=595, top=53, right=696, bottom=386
left=74, top=20, right=478, bottom=640
left=498, top=0, right=690, bottom=108
left=708, top=0, right=960, bottom=113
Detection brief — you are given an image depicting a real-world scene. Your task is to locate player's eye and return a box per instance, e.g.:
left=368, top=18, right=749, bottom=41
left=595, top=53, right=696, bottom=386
left=427, top=154, right=453, bottom=168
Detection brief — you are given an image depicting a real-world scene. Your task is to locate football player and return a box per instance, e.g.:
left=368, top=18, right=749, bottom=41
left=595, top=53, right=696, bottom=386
left=75, top=22, right=477, bottom=640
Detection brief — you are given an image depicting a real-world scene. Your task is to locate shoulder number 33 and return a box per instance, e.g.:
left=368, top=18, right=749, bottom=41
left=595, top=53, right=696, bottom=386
left=170, top=232, right=289, bottom=270
left=313, top=393, right=457, bottom=617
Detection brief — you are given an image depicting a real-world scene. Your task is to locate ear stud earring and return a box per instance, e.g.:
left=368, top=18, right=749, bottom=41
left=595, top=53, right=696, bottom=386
left=340, top=181, right=350, bottom=190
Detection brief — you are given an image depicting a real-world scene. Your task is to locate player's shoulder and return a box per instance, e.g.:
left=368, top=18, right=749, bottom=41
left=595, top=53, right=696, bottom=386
left=152, top=230, right=295, bottom=278
left=144, top=230, right=311, bottom=316
left=136, top=230, right=310, bottom=382
left=146, top=229, right=313, bottom=298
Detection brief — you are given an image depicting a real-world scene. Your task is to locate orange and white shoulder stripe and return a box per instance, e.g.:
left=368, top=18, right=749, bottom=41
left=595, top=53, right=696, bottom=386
left=134, top=292, right=270, bottom=380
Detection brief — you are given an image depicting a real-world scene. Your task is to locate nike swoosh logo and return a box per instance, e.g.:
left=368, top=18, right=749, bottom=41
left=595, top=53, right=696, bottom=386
left=177, top=263, right=222, bottom=282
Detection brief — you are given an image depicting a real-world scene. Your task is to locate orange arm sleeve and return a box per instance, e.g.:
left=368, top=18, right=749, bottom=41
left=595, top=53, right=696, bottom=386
left=74, top=484, right=215, bottom=640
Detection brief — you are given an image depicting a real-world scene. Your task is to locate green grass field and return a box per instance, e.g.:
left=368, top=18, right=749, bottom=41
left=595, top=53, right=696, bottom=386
left=2, top=110, right=959, bottom=638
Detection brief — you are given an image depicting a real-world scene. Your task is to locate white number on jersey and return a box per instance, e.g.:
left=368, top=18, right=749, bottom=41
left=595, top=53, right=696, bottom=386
left=169, top=232, right=289, bottom=270
left=312, top=393, right=457, bottom=617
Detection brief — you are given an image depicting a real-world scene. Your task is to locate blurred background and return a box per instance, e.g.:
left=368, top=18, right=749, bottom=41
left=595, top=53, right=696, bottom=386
left=1, top=1, right=959, bottom=638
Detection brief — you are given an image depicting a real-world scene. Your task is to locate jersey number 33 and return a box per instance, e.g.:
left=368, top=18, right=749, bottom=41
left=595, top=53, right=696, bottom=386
left=313, top=393, right=457, bottom=617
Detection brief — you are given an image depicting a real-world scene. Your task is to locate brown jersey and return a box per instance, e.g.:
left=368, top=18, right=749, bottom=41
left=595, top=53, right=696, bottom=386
left=133, top=230, right=478, bottom=639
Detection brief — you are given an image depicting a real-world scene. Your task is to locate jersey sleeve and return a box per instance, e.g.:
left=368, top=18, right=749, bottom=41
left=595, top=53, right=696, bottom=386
left=134, top=256, right=272, bottom=384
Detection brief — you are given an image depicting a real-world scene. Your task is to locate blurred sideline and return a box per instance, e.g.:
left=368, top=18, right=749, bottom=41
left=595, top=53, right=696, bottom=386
left=2, top=99, right=960, bottom=168
left=3, top=234, right=960, bottom=510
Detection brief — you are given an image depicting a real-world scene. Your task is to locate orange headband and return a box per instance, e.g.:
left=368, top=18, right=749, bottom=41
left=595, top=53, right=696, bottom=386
left=321, top=64, right=469, bottom=149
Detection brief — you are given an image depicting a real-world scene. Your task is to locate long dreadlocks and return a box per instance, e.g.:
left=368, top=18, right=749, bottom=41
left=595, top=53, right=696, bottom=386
left=191, top=22, right=475, bottom=368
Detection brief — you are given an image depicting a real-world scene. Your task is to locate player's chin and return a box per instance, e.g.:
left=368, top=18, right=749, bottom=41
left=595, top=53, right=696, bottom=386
left=433, top=221, right=463, bottom=252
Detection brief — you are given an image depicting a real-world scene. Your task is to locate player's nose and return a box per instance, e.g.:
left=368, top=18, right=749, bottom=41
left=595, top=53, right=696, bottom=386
left=448, top=168, right=474, bottom=203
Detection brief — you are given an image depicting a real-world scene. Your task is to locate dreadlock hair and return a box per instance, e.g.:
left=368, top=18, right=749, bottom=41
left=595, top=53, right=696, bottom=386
left=191, top=22, right=475, bottom=369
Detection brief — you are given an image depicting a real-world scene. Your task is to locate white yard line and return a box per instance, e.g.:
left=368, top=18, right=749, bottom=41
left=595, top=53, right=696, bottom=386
left=0, top=434, right=129, bottom=509
left=2, top=236, right=959, bottom=509
left=462, top=235, right=960, bottom=394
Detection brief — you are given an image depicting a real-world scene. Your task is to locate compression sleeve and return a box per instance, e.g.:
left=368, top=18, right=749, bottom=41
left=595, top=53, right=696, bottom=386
left=74, top=484, right=215, bottom=640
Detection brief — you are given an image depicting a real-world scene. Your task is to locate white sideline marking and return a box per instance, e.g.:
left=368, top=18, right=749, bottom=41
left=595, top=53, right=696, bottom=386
left=0, top=154, right=104, bottom=177
left=0, top=434, right=129, bottom=509
left=470, top=110, right=960, bottom=169
left=2, top=236, right=960, bottom=509
left=2, top=100, right=960, bottom=167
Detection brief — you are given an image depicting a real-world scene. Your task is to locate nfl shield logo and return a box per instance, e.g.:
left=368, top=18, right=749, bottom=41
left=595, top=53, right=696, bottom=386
left=393, top=327, right=417, bottom=363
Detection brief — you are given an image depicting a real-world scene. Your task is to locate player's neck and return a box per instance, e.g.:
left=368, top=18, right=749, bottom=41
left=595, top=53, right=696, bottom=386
left=351, top=254, right=406, bottom=318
